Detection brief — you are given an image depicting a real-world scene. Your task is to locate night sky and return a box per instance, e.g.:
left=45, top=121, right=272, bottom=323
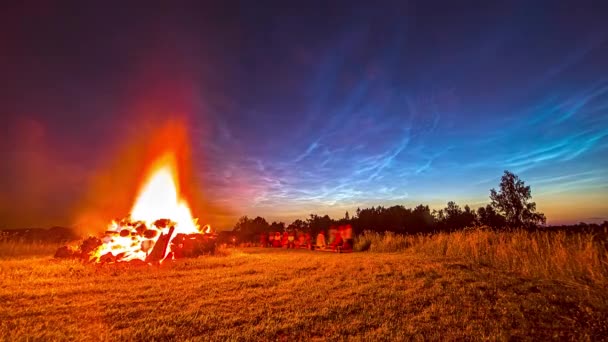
left=1, top=2, right=607, bottom=229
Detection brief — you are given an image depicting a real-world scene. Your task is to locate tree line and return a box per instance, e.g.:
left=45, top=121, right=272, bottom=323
left=229, top=171, right=606, bottom=243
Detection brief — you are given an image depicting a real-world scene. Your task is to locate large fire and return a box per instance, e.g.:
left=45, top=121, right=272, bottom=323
left=89, top=153, right=211, bottom=263
left=130, top=154, right=199, bottom=234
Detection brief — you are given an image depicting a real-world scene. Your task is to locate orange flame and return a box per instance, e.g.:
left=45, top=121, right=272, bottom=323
left=130, top=153, right=199, bottom=234
left=91, top=152, right=204, bottom=262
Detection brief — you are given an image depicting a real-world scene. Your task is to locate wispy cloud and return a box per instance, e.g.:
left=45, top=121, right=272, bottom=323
left=190, top=16, right=608, bottom=225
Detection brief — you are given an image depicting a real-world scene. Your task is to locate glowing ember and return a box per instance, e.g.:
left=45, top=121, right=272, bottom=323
left=91, top=153, right=207, bottom=263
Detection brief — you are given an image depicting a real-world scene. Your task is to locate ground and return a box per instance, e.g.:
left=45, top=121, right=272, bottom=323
left=1, top=248, right=607, bottom=341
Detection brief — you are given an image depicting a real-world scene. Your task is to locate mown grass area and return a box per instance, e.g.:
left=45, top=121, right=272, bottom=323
left=1, top=246, right=607, bottom=340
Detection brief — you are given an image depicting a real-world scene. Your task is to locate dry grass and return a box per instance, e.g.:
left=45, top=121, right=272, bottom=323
left=0, top=241, right=63, bottom=258
left=1, top=246, right=607, bottom=340
left=356, top=229, right=608, bottom=287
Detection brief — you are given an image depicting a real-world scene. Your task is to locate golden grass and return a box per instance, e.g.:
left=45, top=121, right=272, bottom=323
left=1, top=233, right=607, bottom=340
left=356, top=229, right=608, bottom=287
left=0, top=241, right=63, bottom=258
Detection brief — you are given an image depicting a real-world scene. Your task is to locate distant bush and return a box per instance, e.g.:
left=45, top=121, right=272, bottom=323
left=355, top=228, right=608, bottom=286
left=355, top=231, right=412, bottom=253
left=0, top=227, right=79, bottom=243
left=353, top=234, right=372, bottom=252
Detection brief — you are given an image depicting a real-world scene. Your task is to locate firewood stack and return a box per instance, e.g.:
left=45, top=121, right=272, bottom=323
left=54, top=236, right=102, bottom=260
left=54, top=217, right=217, bottom=263
left=169, top=232, right=217, bottom=259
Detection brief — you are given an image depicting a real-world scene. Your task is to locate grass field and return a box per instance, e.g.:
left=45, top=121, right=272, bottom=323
left=356, top=229, right=608, bottom=286
left=0, top=240, right=63, bottom=259
left=1, top=245, right=607, bottom=340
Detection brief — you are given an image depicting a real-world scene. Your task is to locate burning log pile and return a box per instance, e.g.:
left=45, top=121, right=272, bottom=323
left=54, top=236, right=103, bottom=260
left=55, top=217, right=217, bottom=264
left=54, top=149, right=214, bottom=264
left=170, top=233, right=217, bottom=259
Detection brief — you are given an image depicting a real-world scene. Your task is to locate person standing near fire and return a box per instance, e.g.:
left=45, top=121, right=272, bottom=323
left=331, top=226, right=343, bottom=251
left=260, top=232, right=268, bottom=247
left=327, top=226, right=337, bottom=246
left=315, top=231, right=326, bottom=250
left=343, top=224, right=353, bottom=250
left=273, top=232, right=282, bottom=247
left=287, top=231, right=295, bottom=248
left=297, top=231, right=306, bottom=248
left=268, top=232, right=274, bottom=247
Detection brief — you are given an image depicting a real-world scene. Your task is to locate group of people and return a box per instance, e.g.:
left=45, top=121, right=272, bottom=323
left=260, top=224, right=354, bottom=252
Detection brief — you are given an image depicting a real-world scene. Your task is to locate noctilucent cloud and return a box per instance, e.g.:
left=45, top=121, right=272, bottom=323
left=1, top=3, right=607, bottom=228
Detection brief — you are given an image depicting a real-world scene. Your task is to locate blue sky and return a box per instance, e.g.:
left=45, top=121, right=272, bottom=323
left=1, top=2, right=607, bottom=228
left=195, top=3, right=608, bottom=225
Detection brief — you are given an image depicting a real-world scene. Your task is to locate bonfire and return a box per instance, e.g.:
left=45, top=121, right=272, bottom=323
left=56, top=153, right=215, bottom=263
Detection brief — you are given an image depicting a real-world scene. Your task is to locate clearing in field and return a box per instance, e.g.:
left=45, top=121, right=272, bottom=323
left=1, top=248, right=607, bottom=340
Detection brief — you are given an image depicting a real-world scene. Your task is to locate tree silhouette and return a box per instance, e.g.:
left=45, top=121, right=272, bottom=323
left=269, top=221, right=285, bottom=232
left=233, top=216, right=271, bottom=241
left=477, top=204, right=506, bottom=228
left=287, top=219, right=307, bottom=232
left=440, top=201, right=477, bottom=231
left=409, top=205, right=435, bottom=233
left=490, top=170, right=546, bottom=229
left=305, top=214, right=333, bottom=235
left=227, top=171, right=567, bottom=241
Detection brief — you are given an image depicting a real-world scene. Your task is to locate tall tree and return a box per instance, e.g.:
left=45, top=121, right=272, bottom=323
left=477, top=204, right=506, bottom=229
left=461, top=205, right=478, bottom=228
left=490, top=170, right=546, bottom=228
left=411, top=205, right=435, bottom=233
left=232, top=216, right=270, bottom=241
left=306, top=214, right=333, bottom=235
left=269, top=221, right=285, bottom=232
left=442, top=202, right=476, bottom=231
left=287, top=219, right=308, bottom=232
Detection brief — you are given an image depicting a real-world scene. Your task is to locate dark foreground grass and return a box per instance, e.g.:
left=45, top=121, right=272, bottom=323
left=1, top=248, right=607, bottom=341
